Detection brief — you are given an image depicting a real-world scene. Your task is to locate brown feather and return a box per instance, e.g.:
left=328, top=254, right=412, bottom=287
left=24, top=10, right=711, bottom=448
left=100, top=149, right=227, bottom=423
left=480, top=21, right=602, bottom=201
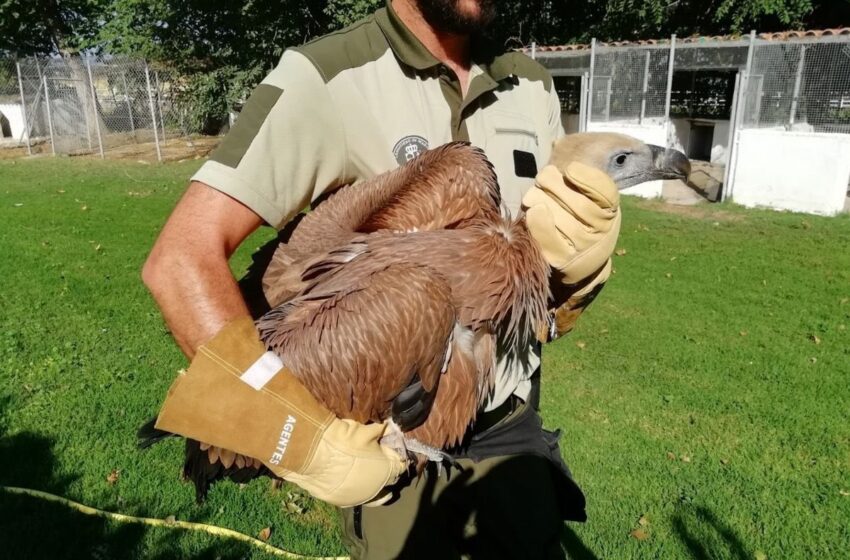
left=207, top=446, right=220, bottom=465
left=219, top=448, right=236, bottom=469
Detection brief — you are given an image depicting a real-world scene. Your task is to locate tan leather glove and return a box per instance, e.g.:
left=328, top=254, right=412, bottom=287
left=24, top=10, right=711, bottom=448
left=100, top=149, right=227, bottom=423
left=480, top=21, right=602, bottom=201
left=523, top=162, right=621, bottom=340
left=154, top=317, right=407, bottom=507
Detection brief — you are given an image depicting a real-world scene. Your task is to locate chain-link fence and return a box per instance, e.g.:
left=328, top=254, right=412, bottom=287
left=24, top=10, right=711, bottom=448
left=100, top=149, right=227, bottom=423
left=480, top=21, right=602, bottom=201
left=589, top=45, right=671, bottom=124
left=0, top=56, right=215, bottom=161
left=741, top=38, right=850, bottom=134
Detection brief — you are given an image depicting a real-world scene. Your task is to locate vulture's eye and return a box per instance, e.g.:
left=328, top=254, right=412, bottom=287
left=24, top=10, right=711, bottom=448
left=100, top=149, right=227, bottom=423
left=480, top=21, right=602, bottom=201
left=614, top=153, right=629, bottom=166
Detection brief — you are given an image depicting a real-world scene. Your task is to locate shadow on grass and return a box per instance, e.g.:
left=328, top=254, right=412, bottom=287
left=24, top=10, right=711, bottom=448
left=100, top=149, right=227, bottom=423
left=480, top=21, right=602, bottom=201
left=671, top=504, right=750, bottom=560
left=377, top=455, right=598, bottom=559
left=0, top=428, right=252, bottom=559
left=561, top=527, right=601, bottom=560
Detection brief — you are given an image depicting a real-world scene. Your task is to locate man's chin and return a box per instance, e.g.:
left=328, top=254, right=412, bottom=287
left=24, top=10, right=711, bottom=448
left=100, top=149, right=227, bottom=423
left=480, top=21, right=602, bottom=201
left=417, top=0, right=496, bottom=35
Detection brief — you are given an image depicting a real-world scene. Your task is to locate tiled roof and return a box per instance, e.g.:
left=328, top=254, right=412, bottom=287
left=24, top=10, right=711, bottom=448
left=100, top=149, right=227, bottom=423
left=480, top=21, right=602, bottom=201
left=525, top=28, right=850, bottom=53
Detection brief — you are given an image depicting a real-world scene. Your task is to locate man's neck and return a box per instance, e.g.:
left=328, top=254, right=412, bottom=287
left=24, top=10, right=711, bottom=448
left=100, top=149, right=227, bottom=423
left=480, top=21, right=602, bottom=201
left=392, top=0, right=472, bottom=95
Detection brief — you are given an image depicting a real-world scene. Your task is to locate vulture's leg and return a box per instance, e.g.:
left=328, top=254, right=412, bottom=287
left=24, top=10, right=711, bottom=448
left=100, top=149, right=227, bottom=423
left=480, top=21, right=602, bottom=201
left=257, top=262, right=481, bottom=454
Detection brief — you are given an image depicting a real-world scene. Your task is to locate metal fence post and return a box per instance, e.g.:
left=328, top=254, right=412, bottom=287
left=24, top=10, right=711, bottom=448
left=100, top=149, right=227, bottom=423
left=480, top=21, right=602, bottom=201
left=121, top=71, right=135, bottom=134
left=664, top=34, right=677, bottom=147
left=639, top=51, right=650, bottom=125
left=789, top=45, right=807, bottom=127
left=726, top=70, right=749, bottom=201
left=86, top=59, right=105, bottom=159
left=15, top=62, right=32, bottom=155
left=744, top=31, right=757, bottom=76
left=723, top=30, right=757, bottom=199
left=740, top=30, right=757, bottom=123
left=579, top=72, right=589, bottom=132
left=721, top=72, right=742, bottom=202
left=144, top=62, right=162, bottom=162
left=587, top=38, right=596, bottom=130
left=154, top=71, right=167, bottom=142
left=43, top=76, right=56, bottom=156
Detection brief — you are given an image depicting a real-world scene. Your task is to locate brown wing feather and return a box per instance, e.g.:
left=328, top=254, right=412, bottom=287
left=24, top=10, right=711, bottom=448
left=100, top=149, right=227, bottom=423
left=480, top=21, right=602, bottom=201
left=257, top=263, right=461, bottom=433
left=307, top=223, right=551, bottom=358
left=262, top=143, right=501, bottom=307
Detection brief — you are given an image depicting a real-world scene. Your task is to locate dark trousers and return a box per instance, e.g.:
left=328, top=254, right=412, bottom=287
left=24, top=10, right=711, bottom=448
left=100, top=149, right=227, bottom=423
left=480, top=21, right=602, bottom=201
left=339, top=382, right=586, bottom=560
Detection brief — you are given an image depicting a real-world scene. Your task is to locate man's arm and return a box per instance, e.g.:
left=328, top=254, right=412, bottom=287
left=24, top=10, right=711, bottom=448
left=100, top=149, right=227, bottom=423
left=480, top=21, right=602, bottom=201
left=142, top=182, right=263, bottom=358
left=143, top=49, right=347, bottom=352
left=143, top=180, right=407, bottom=507
left=141, top=51, right=407, bottom=507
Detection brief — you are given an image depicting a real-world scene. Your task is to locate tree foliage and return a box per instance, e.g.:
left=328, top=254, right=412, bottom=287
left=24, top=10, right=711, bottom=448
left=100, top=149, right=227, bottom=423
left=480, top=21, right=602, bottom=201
left=95, top=0, right=332, bottom=130
left=492, top=0, right=848, bottom=46
left=0, top=0, right=106, bottom=56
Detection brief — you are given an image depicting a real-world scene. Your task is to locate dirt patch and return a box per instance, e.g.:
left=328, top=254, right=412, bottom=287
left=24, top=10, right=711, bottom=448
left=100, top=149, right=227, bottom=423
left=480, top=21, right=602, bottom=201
left=102, top=135, right=220, bottom=162
left=0, top=135, right=220, bottom=163
left=0, top=138, right=53, bottom=160
left=637, top=198, right=746, bottom=222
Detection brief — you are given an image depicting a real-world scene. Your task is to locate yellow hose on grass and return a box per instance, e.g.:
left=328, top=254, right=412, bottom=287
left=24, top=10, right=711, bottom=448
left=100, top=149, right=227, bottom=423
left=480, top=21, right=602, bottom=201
left=0, top=486, right=349, bottom=560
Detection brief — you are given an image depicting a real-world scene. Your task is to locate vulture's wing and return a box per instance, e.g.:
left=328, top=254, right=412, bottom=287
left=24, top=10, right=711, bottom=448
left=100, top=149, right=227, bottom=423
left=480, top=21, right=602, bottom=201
left=304, top=224, right=550, bottom=358
left=262, top=142, right=500, bottom=308
left=257, top=260, right=481, bottom=449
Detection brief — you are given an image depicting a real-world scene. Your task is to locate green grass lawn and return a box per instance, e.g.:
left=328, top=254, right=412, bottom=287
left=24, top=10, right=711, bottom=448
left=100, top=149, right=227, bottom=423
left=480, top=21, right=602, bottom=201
left=1, top=156, right=848, bottom=559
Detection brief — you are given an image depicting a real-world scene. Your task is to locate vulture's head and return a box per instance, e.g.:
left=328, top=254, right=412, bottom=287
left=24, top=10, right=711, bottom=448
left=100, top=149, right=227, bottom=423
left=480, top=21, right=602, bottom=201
left=550, top=132, right=691, bottom=190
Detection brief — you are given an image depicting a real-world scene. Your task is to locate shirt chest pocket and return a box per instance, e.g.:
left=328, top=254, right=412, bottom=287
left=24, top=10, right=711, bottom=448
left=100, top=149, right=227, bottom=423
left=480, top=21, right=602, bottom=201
left=484, top=110, right=540, bottom=215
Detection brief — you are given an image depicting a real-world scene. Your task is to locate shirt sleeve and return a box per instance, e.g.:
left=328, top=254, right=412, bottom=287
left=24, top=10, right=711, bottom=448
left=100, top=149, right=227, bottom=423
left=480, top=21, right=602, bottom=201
left=191, top=50, right=348, bottom=230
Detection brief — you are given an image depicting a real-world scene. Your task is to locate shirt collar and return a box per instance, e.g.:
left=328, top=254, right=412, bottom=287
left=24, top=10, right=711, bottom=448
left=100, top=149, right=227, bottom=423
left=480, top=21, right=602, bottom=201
left=375, top=1, right=441, bottom=71
left=375, top=1, right=512, bottom=82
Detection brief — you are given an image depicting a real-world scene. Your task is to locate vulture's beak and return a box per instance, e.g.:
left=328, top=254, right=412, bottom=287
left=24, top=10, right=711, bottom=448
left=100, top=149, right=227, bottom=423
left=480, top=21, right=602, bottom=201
left=649, top=144, right=691, bottom=182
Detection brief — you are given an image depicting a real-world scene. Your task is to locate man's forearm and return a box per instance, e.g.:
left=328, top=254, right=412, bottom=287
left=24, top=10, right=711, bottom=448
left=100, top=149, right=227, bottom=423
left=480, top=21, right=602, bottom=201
left=142, top=182, right=264, bottom=358
left=143, top=251, right=250, bottom=358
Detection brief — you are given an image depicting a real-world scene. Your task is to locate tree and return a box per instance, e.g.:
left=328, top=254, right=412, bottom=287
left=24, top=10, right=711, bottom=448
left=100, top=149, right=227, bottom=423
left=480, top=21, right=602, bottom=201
left=0, top=0, right=105, bottom=57
left=96, top=0, right=336, bottom=132
left=491, top=0, right=848, bottom=46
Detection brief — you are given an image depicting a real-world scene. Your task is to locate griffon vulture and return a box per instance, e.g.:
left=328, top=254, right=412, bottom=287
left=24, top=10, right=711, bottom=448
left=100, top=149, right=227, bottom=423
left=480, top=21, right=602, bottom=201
left=141, top=133, right=690, bottom=500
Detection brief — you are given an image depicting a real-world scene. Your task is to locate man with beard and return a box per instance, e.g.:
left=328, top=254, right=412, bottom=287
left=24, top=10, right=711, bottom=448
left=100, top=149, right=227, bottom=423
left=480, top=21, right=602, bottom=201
left=144, top=0, right=619, bottom=557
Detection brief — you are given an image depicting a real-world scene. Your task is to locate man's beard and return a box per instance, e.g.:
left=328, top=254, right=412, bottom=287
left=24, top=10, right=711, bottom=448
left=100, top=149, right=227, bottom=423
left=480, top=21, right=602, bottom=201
left=416, top=0, right=497, bottom=35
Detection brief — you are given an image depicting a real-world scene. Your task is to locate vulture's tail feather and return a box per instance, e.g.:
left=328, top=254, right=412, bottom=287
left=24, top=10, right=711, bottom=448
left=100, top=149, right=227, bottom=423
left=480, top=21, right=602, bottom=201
left=182, top=439, right=216, bottom=503
left=182, top=439, right=271, bottom=503
left=137, top=416, right=174, bottom=449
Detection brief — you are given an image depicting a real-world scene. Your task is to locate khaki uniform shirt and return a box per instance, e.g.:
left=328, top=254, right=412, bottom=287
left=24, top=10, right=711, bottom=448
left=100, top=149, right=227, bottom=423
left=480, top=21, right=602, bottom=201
left=192, top=1, right=564, bottom=411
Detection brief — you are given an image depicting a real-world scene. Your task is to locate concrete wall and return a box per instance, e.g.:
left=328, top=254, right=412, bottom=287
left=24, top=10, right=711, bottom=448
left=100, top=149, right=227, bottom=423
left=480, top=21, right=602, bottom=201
left=731, top=129, right=850, bottom=216
left=0, top=103, right=27, bottom=141
left=587, top=121, right=666, bottom=198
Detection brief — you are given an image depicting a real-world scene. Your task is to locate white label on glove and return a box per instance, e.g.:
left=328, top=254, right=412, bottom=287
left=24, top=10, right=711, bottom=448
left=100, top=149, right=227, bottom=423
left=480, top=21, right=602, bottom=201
left=240, top=351, right=284, bottom=390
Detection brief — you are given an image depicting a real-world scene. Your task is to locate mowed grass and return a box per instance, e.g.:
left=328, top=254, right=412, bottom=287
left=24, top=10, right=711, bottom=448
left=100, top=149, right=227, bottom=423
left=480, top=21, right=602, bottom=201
left=0, top=156, right=848, bottom=559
